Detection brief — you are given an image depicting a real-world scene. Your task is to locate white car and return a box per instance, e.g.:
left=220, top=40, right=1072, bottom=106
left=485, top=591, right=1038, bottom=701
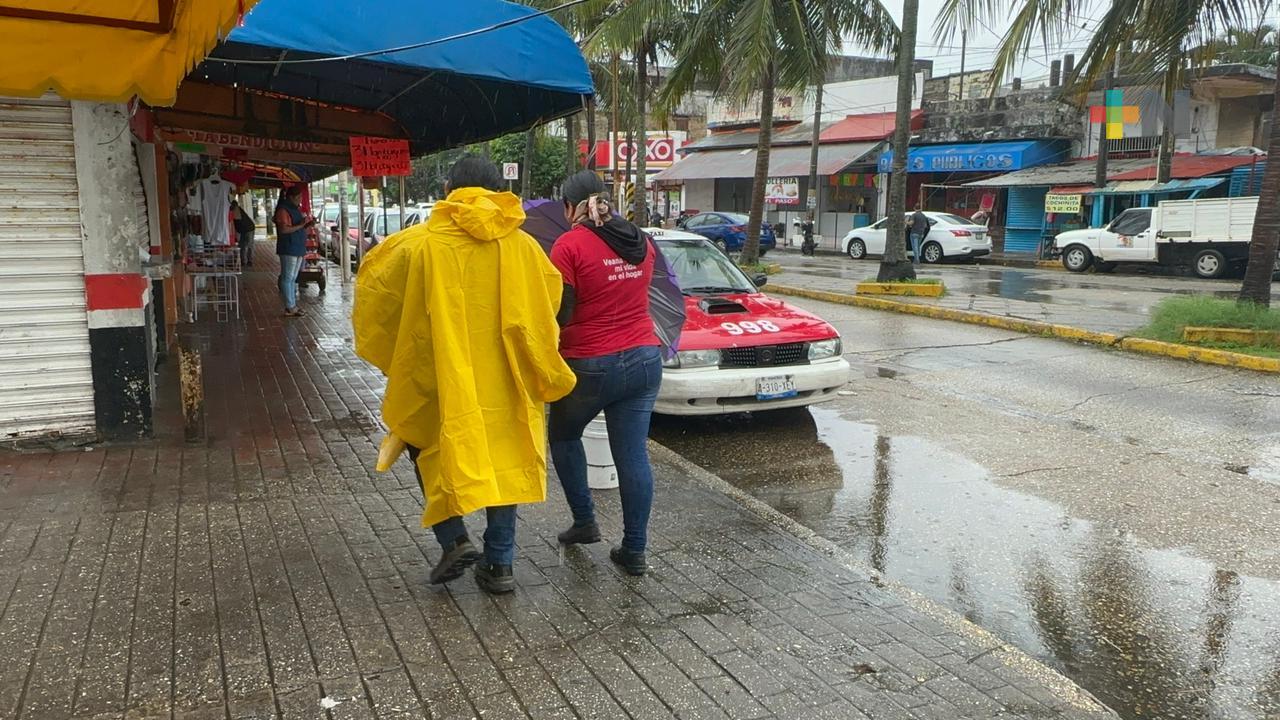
left=842, top=212, right=992, bottom=263
left=645, top=228, right=852, bottom=415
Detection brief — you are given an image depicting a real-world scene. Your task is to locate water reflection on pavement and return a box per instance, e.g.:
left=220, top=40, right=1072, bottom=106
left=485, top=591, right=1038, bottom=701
left=652, top=407, right=1280, bottom=720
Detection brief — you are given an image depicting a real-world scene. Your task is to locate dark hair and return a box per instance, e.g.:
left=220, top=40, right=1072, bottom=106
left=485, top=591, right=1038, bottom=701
left=562, top=170, right=606, bottom=205
left=284, top=184, right=303, bottom=199
left=447, top=155, right=504, bottom=192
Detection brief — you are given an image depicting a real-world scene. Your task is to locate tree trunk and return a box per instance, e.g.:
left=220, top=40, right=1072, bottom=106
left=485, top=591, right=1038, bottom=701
left=1238, top=50, right=1280, bottom=306
left=634, top=45, right=649, bottom=226
left=566, top=112, right=578, bottom=179
left=743, top=65, right=774, bottom=267
left=808, top=79, right=824, bottom=228
left=521, top=126, right=535, bottom=198
left=586, top=99, right=597, bottom=171
left=877, top=0, right=919, bottom=281
left=1094, top=67, right=1113, bottom=188
left=1156, top=59, right=1177, bottom=185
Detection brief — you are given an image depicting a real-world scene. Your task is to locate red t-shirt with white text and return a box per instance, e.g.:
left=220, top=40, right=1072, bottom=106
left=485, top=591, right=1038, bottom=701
left=550, top=226, right=659, bottom=359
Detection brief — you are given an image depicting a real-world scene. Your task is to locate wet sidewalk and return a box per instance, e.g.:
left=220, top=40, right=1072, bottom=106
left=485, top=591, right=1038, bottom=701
left=0, top=245, right=1116, bottom=719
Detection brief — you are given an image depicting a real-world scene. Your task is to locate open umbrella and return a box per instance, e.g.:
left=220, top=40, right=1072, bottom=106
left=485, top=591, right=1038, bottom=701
left=0, top=2, right=259, bottom=105
left=523, top=199, right=685, bottom=358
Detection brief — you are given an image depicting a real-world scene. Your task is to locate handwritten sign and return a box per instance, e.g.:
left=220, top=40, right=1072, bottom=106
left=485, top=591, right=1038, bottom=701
left=1045, top=193, right=1082, bottom=214
left=349, top=137, right=410, bottom=177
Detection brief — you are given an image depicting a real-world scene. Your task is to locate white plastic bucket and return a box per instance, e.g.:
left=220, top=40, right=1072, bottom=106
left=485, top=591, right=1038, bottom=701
left=583, top=413, right=618, bottom=490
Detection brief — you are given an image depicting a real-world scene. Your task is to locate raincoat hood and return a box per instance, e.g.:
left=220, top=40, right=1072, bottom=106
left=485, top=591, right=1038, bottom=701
left=429, top=187, right=526, bottom=241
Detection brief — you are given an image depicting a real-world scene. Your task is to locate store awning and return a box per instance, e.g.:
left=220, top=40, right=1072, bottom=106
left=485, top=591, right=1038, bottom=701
left=1107, top=154, right=1262, bottom=180
left=652, top=142, right=879, bottom=183
left=194, top=0, right=593, bottom=154
left=1047, top=184, right=1098, bottom=195
left=0, top=1, right=259, bottom=105
left=878, top=140, right=1067, bottom=174
left=1094, top=177, right=1226, bottom=195
left=820, top=110, right=923, bottom=143
left=966, top=158, right=1153, bottom=187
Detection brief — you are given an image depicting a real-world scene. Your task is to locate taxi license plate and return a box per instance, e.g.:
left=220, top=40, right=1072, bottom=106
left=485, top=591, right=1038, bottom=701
left=757, top=376, right=797, bottom=400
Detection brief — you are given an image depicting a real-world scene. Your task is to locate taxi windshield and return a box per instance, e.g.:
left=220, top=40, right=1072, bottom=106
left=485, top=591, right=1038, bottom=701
left=657, top=240, right=756, bottom=295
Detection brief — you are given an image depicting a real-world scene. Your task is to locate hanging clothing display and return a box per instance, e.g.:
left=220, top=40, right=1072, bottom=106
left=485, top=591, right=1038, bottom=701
left=198, top=174, right=233, bottom=246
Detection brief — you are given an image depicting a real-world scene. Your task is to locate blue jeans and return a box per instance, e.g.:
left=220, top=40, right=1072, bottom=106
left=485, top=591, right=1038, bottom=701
left=407, top=446, right=518, bottom=566
left=278, top=254, right=303, bottom=310
left=239, top=230, right=254, bottom=266
left=549, top=345, right=663, bottom=552
left=909, top=232, right=924, bottom=264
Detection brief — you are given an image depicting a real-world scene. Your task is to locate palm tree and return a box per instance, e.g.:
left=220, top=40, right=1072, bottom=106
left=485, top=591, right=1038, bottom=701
left=877, top=0, right=921, bottom=280
left=937, top=0, right=1276, bottom=304
left=656, top=0, right=898, bottom=265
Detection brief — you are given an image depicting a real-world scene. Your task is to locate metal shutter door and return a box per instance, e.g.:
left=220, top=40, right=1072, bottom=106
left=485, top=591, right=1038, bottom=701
left=0, top=96, right=95, bottom=439
left=1004, top=187, right=1049, bottom=254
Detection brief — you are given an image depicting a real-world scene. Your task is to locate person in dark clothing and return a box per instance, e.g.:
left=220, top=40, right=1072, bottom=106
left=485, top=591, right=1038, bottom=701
left=232, top=200, right=256, bottom=267
left=909, top=205, right=930, bottom=265
left=548, top=170, right=662, bottom=576
left=274, top=185, right=314, bottom=316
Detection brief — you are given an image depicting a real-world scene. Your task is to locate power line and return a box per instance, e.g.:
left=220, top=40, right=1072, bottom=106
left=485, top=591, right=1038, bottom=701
left=211, top=0, right=593, bottom=65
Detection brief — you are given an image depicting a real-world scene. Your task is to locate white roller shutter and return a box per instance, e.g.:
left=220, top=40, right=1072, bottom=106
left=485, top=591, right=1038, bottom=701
left=0, top=96, right=95, bottom=439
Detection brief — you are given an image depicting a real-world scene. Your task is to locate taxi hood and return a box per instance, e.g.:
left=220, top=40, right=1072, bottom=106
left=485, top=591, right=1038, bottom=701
left=678, top=292, right=839, bottom=351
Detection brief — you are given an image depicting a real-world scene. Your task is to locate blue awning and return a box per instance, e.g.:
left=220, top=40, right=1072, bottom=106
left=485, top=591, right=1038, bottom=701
left=1093, top=177, right=1226, bottom=195
left=878, top=141, right=1066, bottom=174
left=193, top=0, right=593, bottom=155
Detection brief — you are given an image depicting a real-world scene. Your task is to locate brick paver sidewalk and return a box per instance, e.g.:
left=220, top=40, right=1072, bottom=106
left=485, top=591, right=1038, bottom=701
left=0, top=251, right=1116, bottom=719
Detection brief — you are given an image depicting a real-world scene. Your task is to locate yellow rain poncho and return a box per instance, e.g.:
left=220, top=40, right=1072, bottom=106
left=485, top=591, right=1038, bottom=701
left=354, top=187, right=576, bottom=527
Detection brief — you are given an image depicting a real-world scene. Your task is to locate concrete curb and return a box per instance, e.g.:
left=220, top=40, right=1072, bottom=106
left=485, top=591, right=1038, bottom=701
left=769, top=284, right=1280, bottom=374
left=648, top=441, right=1120, bottom=718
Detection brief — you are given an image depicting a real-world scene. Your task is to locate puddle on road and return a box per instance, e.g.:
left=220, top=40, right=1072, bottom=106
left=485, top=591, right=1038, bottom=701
left=652, top=408, right=1280, bottom=720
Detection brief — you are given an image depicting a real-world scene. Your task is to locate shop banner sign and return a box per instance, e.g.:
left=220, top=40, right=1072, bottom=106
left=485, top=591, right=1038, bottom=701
left=1045, top=193, right=1083, bottom=214
left=350, top=137, right=410, bottom=177
left=766, top=177, right=801, bottom=205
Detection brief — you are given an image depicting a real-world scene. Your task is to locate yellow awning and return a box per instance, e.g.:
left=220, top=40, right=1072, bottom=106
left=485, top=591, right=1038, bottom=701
left=0, top=1, right=258, bottom=106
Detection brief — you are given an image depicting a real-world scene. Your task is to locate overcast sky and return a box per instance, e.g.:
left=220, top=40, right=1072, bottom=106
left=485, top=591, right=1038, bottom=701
left=861, top=0, right=1105, bottom=78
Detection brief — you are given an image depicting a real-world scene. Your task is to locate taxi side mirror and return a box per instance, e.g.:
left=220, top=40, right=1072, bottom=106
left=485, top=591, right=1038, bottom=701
left=753, top=273, right=769, bottom=288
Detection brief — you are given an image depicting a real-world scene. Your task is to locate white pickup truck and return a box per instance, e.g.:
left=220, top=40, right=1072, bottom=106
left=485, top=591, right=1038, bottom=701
left=1053, top=197, right=1258, bottom=279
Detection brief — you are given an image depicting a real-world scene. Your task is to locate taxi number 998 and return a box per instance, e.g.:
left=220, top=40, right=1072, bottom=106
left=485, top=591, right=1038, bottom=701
left=721, top=321, right=781, bottom=335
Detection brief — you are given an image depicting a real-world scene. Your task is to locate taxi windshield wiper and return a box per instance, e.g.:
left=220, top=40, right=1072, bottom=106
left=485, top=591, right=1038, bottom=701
left=682, top=285, right=748, bottom=295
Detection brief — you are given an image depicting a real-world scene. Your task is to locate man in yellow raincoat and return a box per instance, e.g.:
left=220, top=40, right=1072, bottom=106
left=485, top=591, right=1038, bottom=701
left=353, top=156, right=576, bottom=594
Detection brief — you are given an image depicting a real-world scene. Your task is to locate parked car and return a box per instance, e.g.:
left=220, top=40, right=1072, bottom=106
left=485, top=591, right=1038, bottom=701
left=842, top=212, right=992, bottom=263
left=322, top=207, right=364, bottom=259
left=646, top=228, right=850, bottom=415
left=677, top=211, right=777, bottom=255
left=343, top=207, right=426, bottom=271
left=1054, top=197, right=1257, bottom=278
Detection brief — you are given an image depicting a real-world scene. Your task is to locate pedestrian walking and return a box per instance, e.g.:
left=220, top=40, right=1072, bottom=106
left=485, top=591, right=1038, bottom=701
left=548, top=170, right=663, bottom=577
left=909, top=204, right=930, bottom=265
left=232, top=200, right=256, bottom=267
left=352, top=155, right=576, bottom=594
left=273, top=184, right=314, bottom=317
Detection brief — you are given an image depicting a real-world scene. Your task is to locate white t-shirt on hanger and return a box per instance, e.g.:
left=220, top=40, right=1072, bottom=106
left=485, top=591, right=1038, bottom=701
left=199, top=174, right=233, bottom=246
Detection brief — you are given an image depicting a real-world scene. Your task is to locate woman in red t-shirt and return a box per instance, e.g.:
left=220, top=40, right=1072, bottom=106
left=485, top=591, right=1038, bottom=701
left=548, top=171, right=662, bottom=576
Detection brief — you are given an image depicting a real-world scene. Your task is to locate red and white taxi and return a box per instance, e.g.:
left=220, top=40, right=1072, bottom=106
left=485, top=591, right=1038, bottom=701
left=648, top=228, right=851, bottom=415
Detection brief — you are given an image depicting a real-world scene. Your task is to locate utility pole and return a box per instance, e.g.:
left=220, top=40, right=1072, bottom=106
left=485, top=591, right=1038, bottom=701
left=807, top=75, right=825, bottom=235
left=1094, top=62, right=1115, bottom=189
left=958, top=29, right=967, bottom=100
left=611, top=53, right=622, bottom=202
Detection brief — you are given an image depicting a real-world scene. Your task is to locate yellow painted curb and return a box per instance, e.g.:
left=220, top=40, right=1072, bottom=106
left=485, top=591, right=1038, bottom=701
left=1119, top=337, right=1280, bottom=372
left=856, top=282, right=945, bottom=298
left=764, top=263, right=783, bottom=275
left=768, top=284, right=1279, bottom=374
left=1182, top=326, right=1280, bottom=347
left=1034, top=260, right=1064, bottom=271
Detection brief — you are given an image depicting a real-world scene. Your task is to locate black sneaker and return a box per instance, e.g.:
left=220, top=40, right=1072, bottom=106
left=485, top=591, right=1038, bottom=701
left=557, top=522, right=602, bottom=545
left=429, top=538, right=481, bottom=584
left=474, top=562, right=515, bottom=594
left=610, top=546, right=648, bottom=576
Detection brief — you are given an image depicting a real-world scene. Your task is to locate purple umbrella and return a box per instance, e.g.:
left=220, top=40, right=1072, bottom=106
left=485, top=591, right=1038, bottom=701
left=523, top=199, right=685, bottom=357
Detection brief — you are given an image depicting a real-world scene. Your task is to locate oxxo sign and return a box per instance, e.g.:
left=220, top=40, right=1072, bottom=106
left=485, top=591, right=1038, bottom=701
left=594, top=132, right=687, bottom=170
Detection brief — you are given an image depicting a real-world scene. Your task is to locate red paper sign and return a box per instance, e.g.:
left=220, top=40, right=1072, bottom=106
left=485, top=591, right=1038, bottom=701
left=349, top=137, right=410, bottom=177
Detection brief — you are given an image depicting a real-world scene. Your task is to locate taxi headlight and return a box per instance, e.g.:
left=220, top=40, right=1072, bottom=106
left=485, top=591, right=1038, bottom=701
left=808, top=338, right=843, bottom=361
left=663, top=349, right=721, bottom=368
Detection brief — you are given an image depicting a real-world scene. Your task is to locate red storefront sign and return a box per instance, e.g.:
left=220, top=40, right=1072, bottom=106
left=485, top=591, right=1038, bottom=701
left=349, top=136, right=411, bottom=177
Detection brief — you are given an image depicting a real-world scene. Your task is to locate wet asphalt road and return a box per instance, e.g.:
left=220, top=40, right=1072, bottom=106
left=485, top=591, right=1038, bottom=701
left=651, top=297, right=1280, bottom=720
left=768, top=252, right=1280, bottom=334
